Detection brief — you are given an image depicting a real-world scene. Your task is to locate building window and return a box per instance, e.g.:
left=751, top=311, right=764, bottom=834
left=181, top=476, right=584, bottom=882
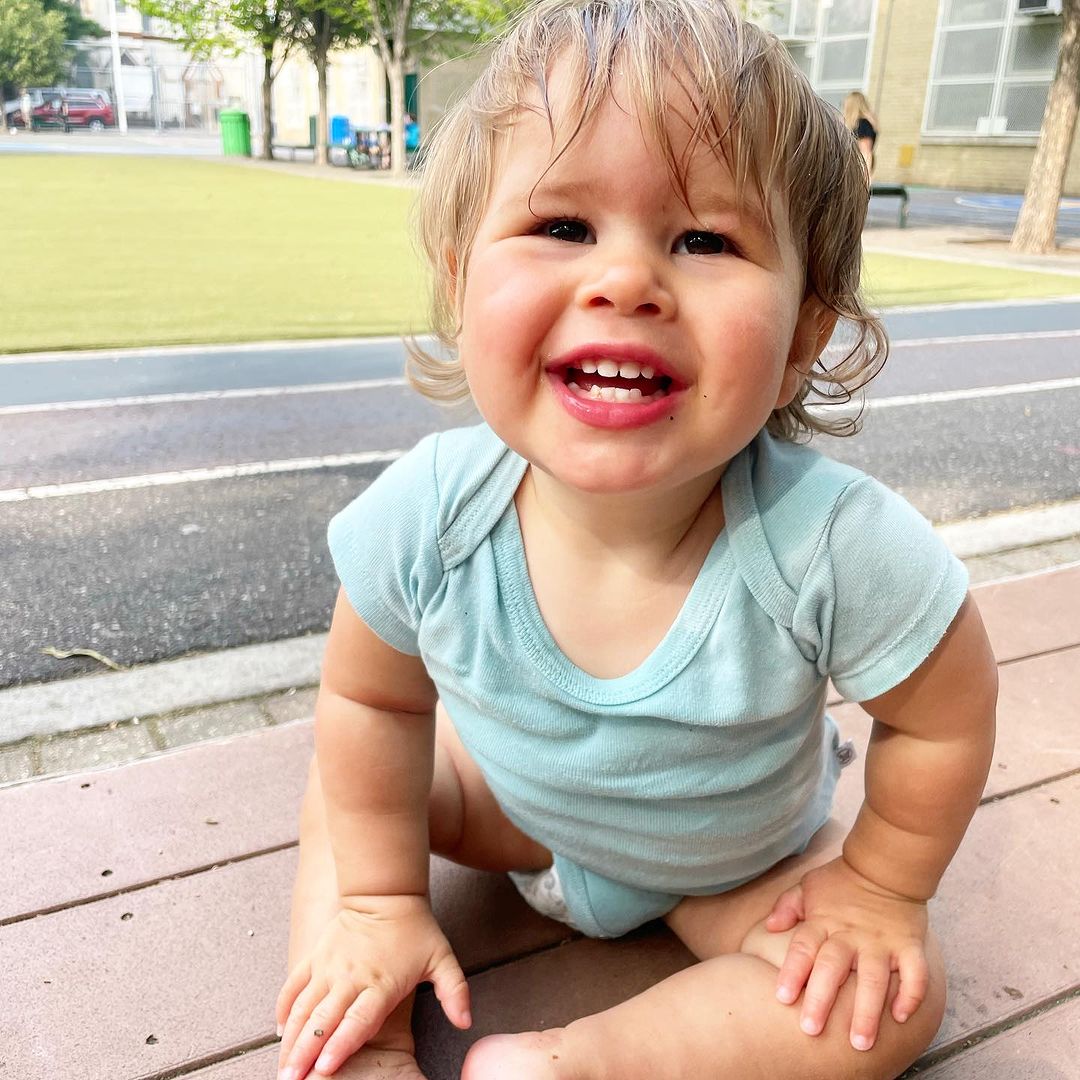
left=925, top=0, right=1061, bottom=136
left=749, top=0, right=876, bottom=109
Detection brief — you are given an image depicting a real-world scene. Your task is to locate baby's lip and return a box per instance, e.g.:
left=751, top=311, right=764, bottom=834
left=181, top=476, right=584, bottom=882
left=546, top=343, right=683, bottom=387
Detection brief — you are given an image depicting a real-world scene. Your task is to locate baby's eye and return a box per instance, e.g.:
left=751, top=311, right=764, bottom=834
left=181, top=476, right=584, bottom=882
left=537, top=219, right=593, bottom=244
left=675, top=231, right=731, bottom=256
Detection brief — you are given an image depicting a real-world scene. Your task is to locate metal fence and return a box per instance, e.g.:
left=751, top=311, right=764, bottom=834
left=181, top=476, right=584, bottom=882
left=66, top=42, right=258, bottom=133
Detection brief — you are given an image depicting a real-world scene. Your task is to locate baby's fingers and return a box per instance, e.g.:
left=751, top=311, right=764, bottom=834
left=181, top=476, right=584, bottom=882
left=278, top=980, right=330, bottom=1074
left=849, top=951, right=891, bottom=1052
left=312, top=985, right=394, bottom=1076
left=275, top=960, right=311, bottom=1034
left=798, top=938, right=855, bottom=1037
left=279, top=985, right=354, bottom=1080
left=775, top=922, right=826, bottom=1006
left=765, top=883, right=805, bottom=934
left=430, top=950, right=472, bottom=1029
left=892, top=944, right=929, bottom=1025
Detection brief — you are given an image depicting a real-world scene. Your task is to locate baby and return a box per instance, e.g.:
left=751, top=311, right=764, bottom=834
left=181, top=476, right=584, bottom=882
left=276, top=2, right=998, bottom=1078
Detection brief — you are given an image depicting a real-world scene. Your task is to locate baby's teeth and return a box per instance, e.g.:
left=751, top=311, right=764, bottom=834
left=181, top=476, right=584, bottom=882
left=628, top=387, right=643, bottom=401
left=641, top=365, right=656, bottom=380
left=589, top=384, right=603, bottom=399
left=581, top=360, right=598, bottom=374
left=596, top=360, right=619, bottom=377
left=618, top=361, right=641, bottom=379
left=567, top=381, right=581, bottom=391
left=599, top=386, right=617, bottom=402
left=613, top=387, right=631, bottom=403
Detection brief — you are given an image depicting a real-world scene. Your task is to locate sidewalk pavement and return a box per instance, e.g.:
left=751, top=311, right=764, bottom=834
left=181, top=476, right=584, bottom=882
left=861, top=225, right=1080, bottom=277
left=2, top=527, right=1079, bottom=789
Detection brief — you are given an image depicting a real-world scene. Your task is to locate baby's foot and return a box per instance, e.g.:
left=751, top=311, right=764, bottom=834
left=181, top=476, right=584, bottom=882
left=326, top=1046, right=427, bottom=1080
left=461, top=1030, right=573, bottom=1080
left=314, top=995, right=426, bottom=1080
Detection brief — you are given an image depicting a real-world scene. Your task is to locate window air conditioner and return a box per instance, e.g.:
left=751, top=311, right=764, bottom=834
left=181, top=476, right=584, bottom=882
left=1016, top=0, right=1063, bottom=14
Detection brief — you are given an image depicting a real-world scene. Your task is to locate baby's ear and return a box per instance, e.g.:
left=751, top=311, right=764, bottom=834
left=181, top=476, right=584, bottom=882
left=777, top=295, right=839, bottom=408
left=791, top=294, right=839, bottom=365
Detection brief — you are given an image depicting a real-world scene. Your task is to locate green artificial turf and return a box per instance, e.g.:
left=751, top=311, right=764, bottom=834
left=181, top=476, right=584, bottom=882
left=862, top=251, right=1080, bottom=309
left=1, top=155, right=429, bottom=352
left=2, top=154, right=1078, bottom=352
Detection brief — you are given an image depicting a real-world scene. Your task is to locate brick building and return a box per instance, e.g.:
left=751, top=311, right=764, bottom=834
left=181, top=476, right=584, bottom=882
left=758, top=0, right=1078, bottom=194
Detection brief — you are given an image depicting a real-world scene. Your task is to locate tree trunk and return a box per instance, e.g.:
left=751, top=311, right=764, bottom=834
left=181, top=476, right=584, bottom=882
left=262, top=49, right=275, bottom=161
left=315, top=16, right=331, bottom=166
left=388, top=53, right=406, bottom=178
left=1010, top=0, right=1080, bottom=255
left=379, top=0, right=412, bottom=178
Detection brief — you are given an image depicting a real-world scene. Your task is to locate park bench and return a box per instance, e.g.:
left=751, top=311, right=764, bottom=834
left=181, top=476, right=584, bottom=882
left=271, top=142, right=316, bottom=161
left=871, top=183, right=910, bottom=228
left=3, top=563, right=1080, bottom=1078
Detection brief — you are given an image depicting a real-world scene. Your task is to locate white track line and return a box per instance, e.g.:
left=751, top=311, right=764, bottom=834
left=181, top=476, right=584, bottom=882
left=3, top=375, right=1079, bottom=503
left=807, top=374, right=1080, bottom=416
left=0, top=450, right=405, bottom=504
left=0, top=334, right=432, bottom=365
left=888, top=328, right=1080, bottom=348
left=4, top=331, right=1079, bottom=418
left=0, top=377, right=406, bottom=416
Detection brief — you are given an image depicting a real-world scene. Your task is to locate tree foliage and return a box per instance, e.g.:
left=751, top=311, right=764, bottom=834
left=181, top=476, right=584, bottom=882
left=43, top=0, right=106, bottom=40
left=138, top=1, right=303, bottom=158
left=367, top=0, right=523, bottom=174
left=134, top=0, right=522, bottom=168
left=292, top=0, right=373, bottom=162
left=136, top=0, right=293, bottom=59
left=0, top=0, right=68, bottom=96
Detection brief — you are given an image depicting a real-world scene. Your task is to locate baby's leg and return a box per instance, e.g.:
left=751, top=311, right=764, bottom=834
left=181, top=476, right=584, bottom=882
left=462, top=821, right=946, bottom=1080
left=285, top=704, right=551, bottom=1078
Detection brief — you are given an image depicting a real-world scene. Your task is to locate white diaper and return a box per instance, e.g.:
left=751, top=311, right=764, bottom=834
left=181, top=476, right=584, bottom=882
left=508, top=864, right=579, bottom=930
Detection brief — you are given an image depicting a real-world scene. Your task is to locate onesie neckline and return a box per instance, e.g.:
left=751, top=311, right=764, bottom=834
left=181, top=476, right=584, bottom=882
left=491, top=465, right=739, bottom=707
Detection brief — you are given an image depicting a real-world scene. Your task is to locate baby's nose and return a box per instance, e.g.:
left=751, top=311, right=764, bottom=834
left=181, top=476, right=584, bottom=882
left=576, top=255, right=676, bottom=317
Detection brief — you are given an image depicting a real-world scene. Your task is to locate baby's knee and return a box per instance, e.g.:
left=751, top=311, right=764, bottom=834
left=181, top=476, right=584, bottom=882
left=738, top=919, right=946, bottom=1078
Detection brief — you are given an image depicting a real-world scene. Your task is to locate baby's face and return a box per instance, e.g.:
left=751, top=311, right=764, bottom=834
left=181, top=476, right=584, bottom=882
left=456, top=63, right=826, bottom=498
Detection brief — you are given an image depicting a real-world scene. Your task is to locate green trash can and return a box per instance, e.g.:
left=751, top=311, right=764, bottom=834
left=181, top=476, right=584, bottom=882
left=220, top=110, right=251, bottom=157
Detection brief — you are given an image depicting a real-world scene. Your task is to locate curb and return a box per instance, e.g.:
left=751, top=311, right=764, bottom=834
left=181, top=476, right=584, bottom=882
left=936, top=499, right=1080, bottom=559
left=2, top=500, right=1079, bottom=745
left=0, top=635, right=326, bottom=744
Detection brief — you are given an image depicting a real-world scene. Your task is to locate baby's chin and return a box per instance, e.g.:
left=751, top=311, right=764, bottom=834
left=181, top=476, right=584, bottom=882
left=529, top=451, right=688, bottom=499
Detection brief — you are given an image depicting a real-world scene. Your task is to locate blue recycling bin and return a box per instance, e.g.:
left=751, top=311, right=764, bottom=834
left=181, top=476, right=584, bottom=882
left=330, top=115, right=351, bottom=146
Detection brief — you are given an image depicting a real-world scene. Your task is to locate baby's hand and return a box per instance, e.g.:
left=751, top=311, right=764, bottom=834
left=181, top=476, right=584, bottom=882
left=275, top=894, right=470, bottom=1079
left=765, top=856, right=929, bottom=1052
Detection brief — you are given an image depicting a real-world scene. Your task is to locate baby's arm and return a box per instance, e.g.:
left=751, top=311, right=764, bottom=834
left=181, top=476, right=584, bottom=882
left=769, top=595, right=997, bottom=1050
left=275, top=589, right=470, bottom=1080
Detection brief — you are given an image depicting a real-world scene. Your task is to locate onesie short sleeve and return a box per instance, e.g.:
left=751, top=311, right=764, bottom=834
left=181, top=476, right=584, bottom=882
left=326, top=434, right=443, bottom=656
left=807, top=476, right=968, bottom=703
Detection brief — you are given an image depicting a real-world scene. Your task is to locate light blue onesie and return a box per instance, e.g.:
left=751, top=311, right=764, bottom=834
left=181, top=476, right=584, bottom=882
left=328, top=423, right=968, bottom=938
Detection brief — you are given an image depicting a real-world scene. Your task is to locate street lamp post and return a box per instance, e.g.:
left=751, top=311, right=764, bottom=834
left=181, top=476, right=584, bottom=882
left=108, top=0, right=129, bottom=133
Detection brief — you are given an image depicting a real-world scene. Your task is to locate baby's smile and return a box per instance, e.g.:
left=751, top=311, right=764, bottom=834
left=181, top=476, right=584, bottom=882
left=564, top=359, right=672, bottom=402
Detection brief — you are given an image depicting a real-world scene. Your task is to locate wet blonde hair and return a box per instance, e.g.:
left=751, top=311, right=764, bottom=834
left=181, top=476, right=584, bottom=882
left=408, top=0, right=886, bottom=441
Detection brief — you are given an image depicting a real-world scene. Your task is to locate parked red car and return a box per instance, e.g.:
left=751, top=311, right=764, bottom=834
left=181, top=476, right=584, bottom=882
left=22, top=90, right=114, bottom=131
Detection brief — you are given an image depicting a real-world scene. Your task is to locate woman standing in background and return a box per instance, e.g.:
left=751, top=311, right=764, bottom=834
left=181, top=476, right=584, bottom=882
left=843, top=91, right=878, bottom=180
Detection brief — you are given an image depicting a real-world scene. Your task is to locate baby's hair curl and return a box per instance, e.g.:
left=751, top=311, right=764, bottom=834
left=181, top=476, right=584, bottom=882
left=407, top=0, right=886, bottom=441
